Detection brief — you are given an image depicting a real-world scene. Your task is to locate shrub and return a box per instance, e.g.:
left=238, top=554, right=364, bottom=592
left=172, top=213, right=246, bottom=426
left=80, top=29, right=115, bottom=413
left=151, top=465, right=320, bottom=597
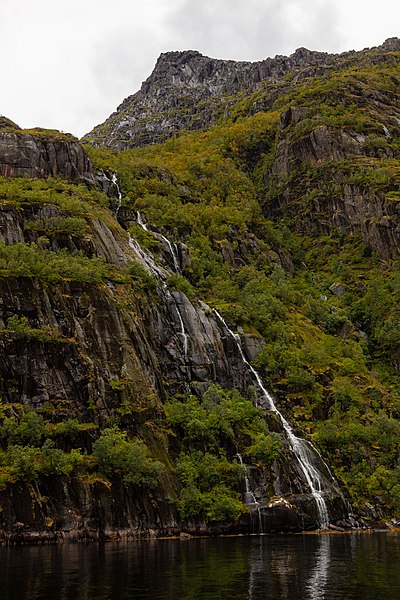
left=92, top=427, right=163, bottom=487
left=24, top=216, right=88, bottom=237
left=175, top=451, right=246, bottom=522
left=127, top=261, right=157, bottom=291
left=246, top=432, right=282, bottom=463
left=0, top=240, right=109, bottom=283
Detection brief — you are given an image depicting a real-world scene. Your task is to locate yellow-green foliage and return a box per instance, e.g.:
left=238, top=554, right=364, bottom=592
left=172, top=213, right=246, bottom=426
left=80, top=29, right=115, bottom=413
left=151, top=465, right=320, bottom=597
left=85, top=91, right=400, bottom=518
left=0, top=239, right=109, bottom=283
left=2, top=51, right=400, bottom=519
left=0, top=176, right=110, bottom=218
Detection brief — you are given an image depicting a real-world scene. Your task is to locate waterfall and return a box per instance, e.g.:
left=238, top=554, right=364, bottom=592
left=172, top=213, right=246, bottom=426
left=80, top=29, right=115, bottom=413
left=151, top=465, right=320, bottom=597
left=137, top=212, right=180, bottom=272
left=215, top=309, right=331, bottom=530
left=236, top=453, right=263, bottom=534
left=111, top=173, right=122, bottom=202
left=101, top=171, right=122, bottom=216
left=127, top=219, right=190, bottom=364
left=174, top=299, right=189, bottom=361
left=128, top=234, right=167, bottom=280
left=163, top=289, right=189, bottom=363
left=133, top=212, right=188, bottom=360
left=136, top=211, right=148, bottom=231
left=128, top=203, right=335, bottom=529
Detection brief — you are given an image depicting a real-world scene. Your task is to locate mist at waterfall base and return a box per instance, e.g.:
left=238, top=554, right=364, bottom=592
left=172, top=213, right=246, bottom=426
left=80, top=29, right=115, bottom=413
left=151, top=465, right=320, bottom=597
left=2, top=533, right=400, bottom=599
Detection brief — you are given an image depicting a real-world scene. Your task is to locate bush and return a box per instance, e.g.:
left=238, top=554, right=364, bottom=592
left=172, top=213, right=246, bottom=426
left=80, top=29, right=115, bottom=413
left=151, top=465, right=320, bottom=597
left=0, top=408, right=45, bottom=446
left=166, top=274, right=196, bottom=299
left=175, top=451, right=246, bottom=522
left=24, top=216, right=87, bottom=237
left=165, top=386, right=266, bottom=451
left=41, top=440, right=85, bottom=476
left=246, top=432, right=282, bottom=463
left=0, top=240, right=109, bottom=283
left=127, top=261, right=157, bottom=291
left=92, top=427, right=163, bottom=487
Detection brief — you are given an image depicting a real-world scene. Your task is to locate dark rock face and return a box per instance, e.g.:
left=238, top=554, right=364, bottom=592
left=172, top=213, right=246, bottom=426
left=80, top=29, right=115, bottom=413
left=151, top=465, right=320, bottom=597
left=82, top=48, right=336, bottom=149
left=0, top=132, right=97, bottom=185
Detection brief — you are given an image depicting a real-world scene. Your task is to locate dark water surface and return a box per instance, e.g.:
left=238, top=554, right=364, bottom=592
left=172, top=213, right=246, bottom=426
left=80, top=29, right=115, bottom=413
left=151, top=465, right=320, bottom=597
left=1, top=532, right=400, bottom=599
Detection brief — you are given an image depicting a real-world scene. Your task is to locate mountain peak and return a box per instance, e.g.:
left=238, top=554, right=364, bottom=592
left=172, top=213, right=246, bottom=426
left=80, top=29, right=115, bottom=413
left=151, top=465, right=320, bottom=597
left=82, top=38, right=399, bottom=150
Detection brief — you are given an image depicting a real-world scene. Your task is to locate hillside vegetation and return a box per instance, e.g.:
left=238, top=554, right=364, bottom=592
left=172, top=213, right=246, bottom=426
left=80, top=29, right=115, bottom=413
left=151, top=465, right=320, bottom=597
left=0, top=43, right=400, bottom=538
left=84, top=52, right=400, bottom=519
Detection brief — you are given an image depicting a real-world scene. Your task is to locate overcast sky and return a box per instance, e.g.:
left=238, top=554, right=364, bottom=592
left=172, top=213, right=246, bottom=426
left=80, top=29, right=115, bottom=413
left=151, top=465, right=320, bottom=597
left=1, top=0, right=399, bottom=138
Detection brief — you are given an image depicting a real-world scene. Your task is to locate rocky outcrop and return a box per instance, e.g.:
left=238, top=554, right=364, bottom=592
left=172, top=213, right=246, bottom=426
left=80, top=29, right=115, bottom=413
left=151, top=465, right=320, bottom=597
left=263, top=101, right=400, bottom=259
left=0, top=131, right=97, bottom=185
left=83, top=48, right=334, bottom=149
left=83, top=39, right=400, bottom=150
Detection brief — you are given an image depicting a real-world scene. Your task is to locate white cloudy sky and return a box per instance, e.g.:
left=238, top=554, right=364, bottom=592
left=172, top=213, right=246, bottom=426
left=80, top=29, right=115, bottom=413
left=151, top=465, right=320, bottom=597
left=1, top=0, right=399, bottom=138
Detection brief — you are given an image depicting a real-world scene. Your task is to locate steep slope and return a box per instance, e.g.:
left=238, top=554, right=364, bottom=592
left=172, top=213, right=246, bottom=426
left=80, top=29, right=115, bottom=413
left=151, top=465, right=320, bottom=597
left=82, top=47, right=344, bottom=149
left=0, top=127, right=353, bottom=542
left=83, top=41, right=400, bottom=527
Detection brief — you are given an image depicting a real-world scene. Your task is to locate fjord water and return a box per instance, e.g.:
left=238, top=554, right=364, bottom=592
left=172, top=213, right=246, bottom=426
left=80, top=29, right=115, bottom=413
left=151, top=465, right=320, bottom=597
left=2, top=533, right=400, bottom=599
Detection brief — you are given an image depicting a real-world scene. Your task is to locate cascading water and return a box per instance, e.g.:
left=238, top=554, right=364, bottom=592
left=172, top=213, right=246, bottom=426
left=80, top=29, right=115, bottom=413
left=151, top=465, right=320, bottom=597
left=136, top=211, right=148, bottom=231
left=101, top=171, right=122, bottom=216
left=236, top=454, right=263, bottom=534
left=215, top=309, right=332, bottom=530
left=121, top=204, right=190, bottom=365
left=111, top=173, right=122, bottom=203
left=132, top=212, right=189, bottom=360
left=126, top=205, right=338, bottom=530
left=137, top=212, right=180, bottom=272
left=128, top=235, right=167, bottom=279
left=174, top=298, right=189, bottom=362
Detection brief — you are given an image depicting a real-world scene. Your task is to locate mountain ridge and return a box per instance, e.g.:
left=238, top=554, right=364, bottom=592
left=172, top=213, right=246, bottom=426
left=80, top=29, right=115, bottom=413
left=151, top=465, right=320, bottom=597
left=83, top=37, right=400, bottom=149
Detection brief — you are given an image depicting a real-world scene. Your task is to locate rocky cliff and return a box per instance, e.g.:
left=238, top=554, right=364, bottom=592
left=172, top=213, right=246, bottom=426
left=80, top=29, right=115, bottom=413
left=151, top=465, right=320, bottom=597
left=82, top=39, right=400, bottom=260
left=0, top=120, right=96, bottom=185
left=0, top=129, right=356, bottom=543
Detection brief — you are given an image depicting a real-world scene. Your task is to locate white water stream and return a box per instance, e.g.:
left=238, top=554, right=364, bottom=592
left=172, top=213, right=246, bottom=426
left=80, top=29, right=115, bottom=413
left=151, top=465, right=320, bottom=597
left=237, top=453, right=263, bottom=534
left=128, top=234, right=167, bottom=280
left=137, top=212, right=180, bottom=272
left=133, top=212, right=188, bottom=359
left=111, top=173, right=122, bottom=202
left=101, top=171, right=122, bottom=216
left=215, top=310, right=330, bottom=530
left=174, top=298, right=189, bottom=361
left=123, top=199, right=334, bottom=529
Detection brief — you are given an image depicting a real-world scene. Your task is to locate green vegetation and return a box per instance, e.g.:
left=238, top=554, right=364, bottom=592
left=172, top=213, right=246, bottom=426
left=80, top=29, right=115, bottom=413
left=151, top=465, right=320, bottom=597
left=165, top=385, right=283, bottom=522
left=24, top=216, right=88, bottom=237
left=0, top=176, right=109, bottom=216
left=1, top=46, right=400, bottom=525
left=92, top=427, right=163, bottom=487
left=0, top=403, right=162, bottom=490
left=1, top=314, right=73, bottom=343
left=83, top=56, right=400, bottom=520
left=0, top=239, right=109, bottom=283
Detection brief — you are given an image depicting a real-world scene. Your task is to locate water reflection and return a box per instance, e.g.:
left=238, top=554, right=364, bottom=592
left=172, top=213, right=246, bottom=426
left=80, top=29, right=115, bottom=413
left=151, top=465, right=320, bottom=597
left=306, top=535, right=331, bottom=600
left=1, top=533, right=400, bottom=599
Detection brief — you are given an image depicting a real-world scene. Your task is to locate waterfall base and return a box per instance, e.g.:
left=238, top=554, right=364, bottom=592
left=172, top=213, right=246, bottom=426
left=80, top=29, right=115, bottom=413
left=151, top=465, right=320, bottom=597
left=244, top=493, right=363, bottom=533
